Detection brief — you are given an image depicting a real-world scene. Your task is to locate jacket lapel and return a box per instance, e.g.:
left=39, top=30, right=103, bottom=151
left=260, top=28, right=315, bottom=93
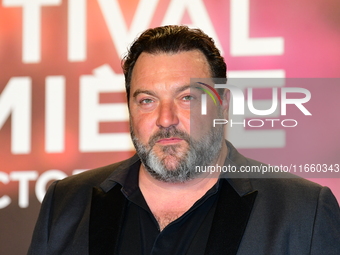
left=205, top=179, right=257, bottom=255
left=89, top=184, right=127, bottom=255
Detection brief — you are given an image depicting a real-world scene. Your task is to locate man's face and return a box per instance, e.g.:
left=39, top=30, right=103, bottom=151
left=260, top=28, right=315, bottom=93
left=129, top=50, right=225, bottom=182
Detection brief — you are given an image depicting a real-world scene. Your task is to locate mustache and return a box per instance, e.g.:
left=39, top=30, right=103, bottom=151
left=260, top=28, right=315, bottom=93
left=148, top=126, right=190, bottom=147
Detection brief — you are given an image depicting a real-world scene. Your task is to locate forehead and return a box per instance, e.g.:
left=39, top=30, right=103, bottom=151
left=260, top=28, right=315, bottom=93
left=130, top=50, right=211, bottom=92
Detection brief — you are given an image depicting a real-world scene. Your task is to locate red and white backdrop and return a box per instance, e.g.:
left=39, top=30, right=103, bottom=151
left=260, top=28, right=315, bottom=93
left=0, top=0, right=339, bottom=253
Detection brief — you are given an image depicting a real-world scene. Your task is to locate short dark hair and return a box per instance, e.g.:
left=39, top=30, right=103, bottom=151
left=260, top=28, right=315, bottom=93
left=122, top=25, right=227, bottom=100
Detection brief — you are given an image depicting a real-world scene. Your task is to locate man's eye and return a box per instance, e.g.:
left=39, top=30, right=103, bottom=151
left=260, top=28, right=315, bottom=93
left=182, top=95, right=194, bottom=101
left=140, top=98, right=154, bottom=104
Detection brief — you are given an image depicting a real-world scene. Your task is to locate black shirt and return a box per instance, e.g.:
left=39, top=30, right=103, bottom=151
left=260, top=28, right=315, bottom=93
left=113, top=162, right=221, bottom=255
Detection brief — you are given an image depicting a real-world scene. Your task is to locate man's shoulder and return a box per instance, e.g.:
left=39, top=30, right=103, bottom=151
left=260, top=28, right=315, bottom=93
left=244, top=158, right=325, bottom=201
left=54, top=154, right=139, bottom=190
left=250, top=175, right=323, bottom=195
left=224, top=140, right=326, bottom=200
left=248, top=174, right=338, bottom=217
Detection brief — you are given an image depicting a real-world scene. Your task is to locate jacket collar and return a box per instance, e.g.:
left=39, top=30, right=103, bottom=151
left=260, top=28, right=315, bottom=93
left=223, top=140, right=254, bottom=197
left=205, top=179, right=257, bottom=255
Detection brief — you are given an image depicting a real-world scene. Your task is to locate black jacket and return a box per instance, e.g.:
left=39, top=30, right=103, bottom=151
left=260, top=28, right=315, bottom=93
left=28, top=142, right=340, bottom=254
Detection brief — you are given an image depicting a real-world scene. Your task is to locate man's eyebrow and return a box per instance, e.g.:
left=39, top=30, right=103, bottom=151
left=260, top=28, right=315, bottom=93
left=132, top=89, right=156, bottom=98
left=176, top=84, right=202, bottom=93
left=132, top=85, right=200, bottom=98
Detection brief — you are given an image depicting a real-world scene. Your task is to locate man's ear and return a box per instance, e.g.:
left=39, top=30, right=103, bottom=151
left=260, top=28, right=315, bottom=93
left=222, top=89, right=230, bottom=119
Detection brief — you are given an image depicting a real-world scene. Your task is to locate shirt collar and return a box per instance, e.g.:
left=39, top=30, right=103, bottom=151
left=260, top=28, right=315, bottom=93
left=99, top=154, right=140, bottom=193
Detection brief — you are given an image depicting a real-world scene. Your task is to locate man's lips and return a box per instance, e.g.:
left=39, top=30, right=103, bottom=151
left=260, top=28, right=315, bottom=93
left=156, top=137, right=184, bottom=144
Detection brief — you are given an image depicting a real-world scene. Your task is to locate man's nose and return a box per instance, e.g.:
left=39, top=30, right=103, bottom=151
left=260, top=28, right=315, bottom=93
left=156, top=102, right=179, bottom=128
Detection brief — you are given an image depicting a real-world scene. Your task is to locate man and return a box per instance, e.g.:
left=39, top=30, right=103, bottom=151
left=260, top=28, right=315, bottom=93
left=28, top=25, right=340, bottom=254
